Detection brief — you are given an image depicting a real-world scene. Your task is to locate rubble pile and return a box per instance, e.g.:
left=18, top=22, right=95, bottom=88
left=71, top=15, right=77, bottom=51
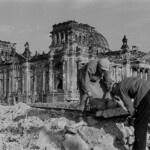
left=0, top=102, right=149, bottom=150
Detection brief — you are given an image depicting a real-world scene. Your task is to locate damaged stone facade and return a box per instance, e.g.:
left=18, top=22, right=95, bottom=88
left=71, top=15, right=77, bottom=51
left=0, top=21, right=150, bottom=104
left=104, top=35, right=150, bottom=82
left=49, top=20, right=110, bottom=101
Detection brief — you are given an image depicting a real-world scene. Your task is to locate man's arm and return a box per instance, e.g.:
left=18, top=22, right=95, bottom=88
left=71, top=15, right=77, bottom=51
left=103, top=71, right=113, bottom=92
left=119, top=87, right=135, bottom=116
left=114, top=96, right=127, bottom=111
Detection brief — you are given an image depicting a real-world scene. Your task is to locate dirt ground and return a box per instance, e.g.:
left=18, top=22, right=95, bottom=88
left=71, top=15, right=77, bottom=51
left=0, top=102, right=149, bottom=150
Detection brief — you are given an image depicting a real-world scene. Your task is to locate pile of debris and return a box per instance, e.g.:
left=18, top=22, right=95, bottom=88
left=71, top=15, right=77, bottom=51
left=0, top=102, right=149, bottom=150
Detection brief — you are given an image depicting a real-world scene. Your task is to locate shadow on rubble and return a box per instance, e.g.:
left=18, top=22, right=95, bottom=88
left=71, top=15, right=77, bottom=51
left=83, top=113, right=127, bottom=150
left=13, top=107, right=80, bottom=123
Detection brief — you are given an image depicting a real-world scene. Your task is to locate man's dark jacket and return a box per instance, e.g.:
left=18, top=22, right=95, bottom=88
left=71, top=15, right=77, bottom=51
left=112, top=77, right=150, bottom=116
left=77, top=59, right=112, bottom=94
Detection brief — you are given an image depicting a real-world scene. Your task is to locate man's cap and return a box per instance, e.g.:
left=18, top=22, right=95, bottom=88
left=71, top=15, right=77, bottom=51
left=98, top=58, right=110, bottom=71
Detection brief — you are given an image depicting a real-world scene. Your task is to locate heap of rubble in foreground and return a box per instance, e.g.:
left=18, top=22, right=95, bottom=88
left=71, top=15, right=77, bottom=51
left=0, top=102, right=149, bottom=150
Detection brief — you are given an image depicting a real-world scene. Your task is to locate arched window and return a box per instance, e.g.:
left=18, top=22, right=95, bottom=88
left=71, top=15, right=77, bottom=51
left=75, top=34, right=78, bottom=41
left=79, top=35, right=82, bottom=43
left=61, top=33, right=64, bottom=42
left=56, top=33, right=59, bottom=44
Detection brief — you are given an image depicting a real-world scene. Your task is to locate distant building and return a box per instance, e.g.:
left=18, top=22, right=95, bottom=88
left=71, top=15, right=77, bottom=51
left=104, top=35, right=150, bottom=82
left=0, top=21, right=150, bottom=104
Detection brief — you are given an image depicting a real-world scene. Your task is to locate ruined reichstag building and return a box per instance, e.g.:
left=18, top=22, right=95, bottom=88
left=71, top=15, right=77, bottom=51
left=0, top=20, right=150, bottom=104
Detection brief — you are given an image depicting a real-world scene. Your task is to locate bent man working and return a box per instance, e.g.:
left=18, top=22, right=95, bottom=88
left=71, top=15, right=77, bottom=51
left=110, top=77, right=150, bottom=150
left=77, top=58, right=112, bottom=111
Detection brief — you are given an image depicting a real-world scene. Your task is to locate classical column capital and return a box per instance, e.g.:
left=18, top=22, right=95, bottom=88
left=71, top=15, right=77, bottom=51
left=3, top=69, right=7, bottom=73
left=145, top=69, right=149, bottom=73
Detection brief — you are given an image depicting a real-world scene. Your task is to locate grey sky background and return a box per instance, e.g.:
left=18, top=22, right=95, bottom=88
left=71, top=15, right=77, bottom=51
left=0, top=0, right=150, bottom=54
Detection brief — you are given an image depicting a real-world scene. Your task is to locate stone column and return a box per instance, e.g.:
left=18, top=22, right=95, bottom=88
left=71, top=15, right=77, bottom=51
left=140, top=69, right=143, bottom=79
left=126, top=63, right=131, bottom=77
left=62, top=59, right=67, bottom=93
left=32, top=69, right=37, bottom=103
left=49, top=60, right=53, bottom=91
left=69, top=55, right=74, bottom=91
left=63, top=32, right=66, bottom=42
left=66, top=56, right=69, bottom=91
left=27, top=64, right=31, bottom=95
left=10, top=65, right=15, bottom=104
left=58, top=32, right=61, bottom=44
left=74, top=58, right=77, bottom=90
left=25, top=62, right=30, bottom=94
left=8, top=69, right=12, bottom=105
left=66, top=44, right=78, bottom=100
left=76, top=59, right=81, bottom=90
left=23, top=62, right=30, bottom=103
left=43, top=69, right=45, bottom=94
left=22, top=69, right=24, bottom=93
left=53, top=33, right=57, bottom=45
left=11, top=65, right=15, bottom=93
left=145, top=69, right=148, bottom=80
left=33, top=69, right=37, bottom=94
left=3, top=69, right=7, bottom=96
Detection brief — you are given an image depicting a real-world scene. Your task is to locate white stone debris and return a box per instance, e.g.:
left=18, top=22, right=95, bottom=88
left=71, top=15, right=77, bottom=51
left=0, top=102, right=149, bottom=150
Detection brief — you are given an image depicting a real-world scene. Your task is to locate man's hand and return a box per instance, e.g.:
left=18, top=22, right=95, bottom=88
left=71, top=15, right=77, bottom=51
left=79, top=105, right=85, bottom=113
left=113, top=96, right=127, bottom=111
left=87, top=91, right=92, bottom=97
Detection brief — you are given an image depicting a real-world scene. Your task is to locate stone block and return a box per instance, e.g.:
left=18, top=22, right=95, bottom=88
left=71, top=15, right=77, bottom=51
left=93, top=145, right=103, bottom=150
left=57, top=119, right=68, bottom=129
left=95, top=111, right=103, bottom=117
left=127, top=136, right=134, bottom=145
left=63, top=135, right=89, bottom=150
left=64, top=125, right=77, bottom=134
left=35, top=127, right=51, bottom=150
left=113, top=107, right=128, bottom=117
left=116, top=123, right=128, bottom=139
left=102, top=110, right=108, bottom=118
left=125, top=126, right=134, bottom=136
left=86, top=116, right=99, bottom=126
left=107, top=99, right=118, bottom=109
left=105, top=109, right=116, bottom=118
left=96, top=107, right=128, bottom=118
left=65, top=133, right=73, bottom=140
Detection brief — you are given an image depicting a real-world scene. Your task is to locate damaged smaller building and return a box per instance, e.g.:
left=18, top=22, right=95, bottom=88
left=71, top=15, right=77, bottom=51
left=105, top=35, right=150, bottom=82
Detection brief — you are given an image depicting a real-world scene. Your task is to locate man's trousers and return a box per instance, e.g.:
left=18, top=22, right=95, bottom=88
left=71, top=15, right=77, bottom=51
left=133, top=90, right=150, bottom=150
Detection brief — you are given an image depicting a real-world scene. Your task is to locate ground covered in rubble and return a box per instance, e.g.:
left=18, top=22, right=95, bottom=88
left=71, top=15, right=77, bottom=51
left=0, top=102, right=147, bottom=150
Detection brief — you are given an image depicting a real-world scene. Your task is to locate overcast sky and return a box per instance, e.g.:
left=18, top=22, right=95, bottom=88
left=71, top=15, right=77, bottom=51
left=0, top=0, right=150, bottom=54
